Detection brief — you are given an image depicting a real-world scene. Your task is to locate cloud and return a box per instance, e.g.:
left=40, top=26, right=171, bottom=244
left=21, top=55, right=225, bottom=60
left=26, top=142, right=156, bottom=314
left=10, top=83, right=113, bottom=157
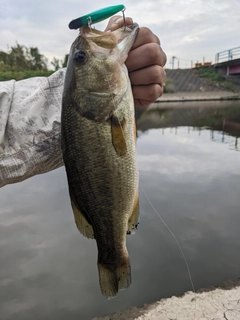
left=0, top=0, right=239, bottom=67
left=137, top=127, right=240, bottom=178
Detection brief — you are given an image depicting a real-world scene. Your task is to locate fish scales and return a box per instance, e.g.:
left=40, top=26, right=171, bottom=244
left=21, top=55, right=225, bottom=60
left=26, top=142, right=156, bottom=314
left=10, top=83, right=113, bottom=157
left=61, top=23, right=139, bottom=298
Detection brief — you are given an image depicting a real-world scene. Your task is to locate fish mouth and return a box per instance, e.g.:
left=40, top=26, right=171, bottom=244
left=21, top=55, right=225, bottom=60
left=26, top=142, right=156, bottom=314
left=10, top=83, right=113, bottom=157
left=81, top=23, right=139, bottom=50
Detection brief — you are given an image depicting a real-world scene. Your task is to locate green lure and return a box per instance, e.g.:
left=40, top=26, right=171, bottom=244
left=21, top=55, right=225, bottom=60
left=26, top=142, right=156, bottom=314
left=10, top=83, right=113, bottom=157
left=68, top=4, right=125, bottom=30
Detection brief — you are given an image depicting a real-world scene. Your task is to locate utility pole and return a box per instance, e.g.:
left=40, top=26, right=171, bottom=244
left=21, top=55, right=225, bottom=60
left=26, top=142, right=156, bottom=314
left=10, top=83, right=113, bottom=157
left=171, top=56, right=177, bottom=69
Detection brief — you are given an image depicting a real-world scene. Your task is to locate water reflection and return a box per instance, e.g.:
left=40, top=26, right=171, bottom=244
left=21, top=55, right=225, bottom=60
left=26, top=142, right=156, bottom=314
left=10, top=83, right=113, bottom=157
left=0, top=101, right=240, bottom=320
left=137, top=99, right=240, bottom=151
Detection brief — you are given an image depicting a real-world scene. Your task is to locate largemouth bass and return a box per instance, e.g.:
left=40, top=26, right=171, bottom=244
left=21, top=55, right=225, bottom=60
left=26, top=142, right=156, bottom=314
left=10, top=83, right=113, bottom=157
left=61, top=23, right=139, bottom=299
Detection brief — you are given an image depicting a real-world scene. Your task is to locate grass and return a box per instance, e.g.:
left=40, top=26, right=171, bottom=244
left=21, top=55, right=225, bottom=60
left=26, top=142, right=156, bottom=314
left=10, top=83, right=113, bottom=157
left=222, top=81, right=234, bottom=91
left=197, top=66, right=234, bottom=91
left=0, top=70, right=55, bottom=81
left=197, top=66, right=225, bottom=81
left=163, top=79, right=173, bottom=93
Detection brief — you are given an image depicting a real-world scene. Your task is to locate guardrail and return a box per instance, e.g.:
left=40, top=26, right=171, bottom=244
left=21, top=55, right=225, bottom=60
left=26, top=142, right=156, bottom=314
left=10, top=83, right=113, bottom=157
left=215, top=46, right=240, bottom=63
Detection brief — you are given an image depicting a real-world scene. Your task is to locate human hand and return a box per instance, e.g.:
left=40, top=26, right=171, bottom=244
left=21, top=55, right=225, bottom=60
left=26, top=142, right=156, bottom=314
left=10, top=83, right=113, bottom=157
left=105, top=16, right=167, bottom=107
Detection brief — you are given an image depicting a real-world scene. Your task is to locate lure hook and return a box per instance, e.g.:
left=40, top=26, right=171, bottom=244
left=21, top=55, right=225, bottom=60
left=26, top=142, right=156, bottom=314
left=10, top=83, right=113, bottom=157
left=87, top=16, right=92, bottom=30
left=122, top=7, right=126, bottom=29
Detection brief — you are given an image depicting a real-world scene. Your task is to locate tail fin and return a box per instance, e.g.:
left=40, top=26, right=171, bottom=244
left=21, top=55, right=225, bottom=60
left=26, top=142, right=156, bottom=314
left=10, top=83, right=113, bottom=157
left=97, top=259, right=131, bottom=299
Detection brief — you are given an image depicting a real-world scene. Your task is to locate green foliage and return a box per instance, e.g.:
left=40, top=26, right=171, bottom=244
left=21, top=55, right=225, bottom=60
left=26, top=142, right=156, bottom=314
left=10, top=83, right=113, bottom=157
left=0, top=70, right=54, bottom=81
left=0, top=43, right=68, bottom=77
left=197, top=66, right=234, bottom=92
left=163, top=78, right=173, bottom=93
left=62, top=54, right=69, bottom=68
left=51, top=57, right=61, bottom=71
left=51, top=54, right=69, bottom=70
left=197, top=66, right=224, bottom=81
left=0, top=43, right=48, bottom=72
left=222, top=81, right=234, bottom=91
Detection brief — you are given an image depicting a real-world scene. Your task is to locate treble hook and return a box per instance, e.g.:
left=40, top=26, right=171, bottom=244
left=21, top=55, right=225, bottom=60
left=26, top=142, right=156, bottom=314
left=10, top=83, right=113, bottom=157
left=122, top=7, right=126, bottom=30
left=87, top=16, right=92, bottom=30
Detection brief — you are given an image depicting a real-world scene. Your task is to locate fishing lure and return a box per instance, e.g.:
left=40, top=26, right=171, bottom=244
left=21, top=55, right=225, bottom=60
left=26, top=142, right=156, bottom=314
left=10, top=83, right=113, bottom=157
left=68, top=4, right=125, bottom=30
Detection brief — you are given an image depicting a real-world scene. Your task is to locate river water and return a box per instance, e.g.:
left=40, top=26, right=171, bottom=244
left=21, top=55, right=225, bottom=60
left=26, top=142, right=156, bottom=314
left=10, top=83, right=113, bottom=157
left=1, top=101, right=240, bottom=320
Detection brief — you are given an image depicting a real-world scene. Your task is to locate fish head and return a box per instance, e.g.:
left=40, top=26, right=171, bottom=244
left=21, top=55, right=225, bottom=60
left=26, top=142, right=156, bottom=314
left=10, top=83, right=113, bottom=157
left=63, top=23, right=139, bottom=121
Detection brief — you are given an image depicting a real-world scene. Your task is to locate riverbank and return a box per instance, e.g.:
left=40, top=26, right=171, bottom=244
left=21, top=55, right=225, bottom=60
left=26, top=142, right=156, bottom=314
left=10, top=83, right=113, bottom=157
left=92, top=279, right=240, bottom=320
left=165, top=68, right=240, bottom=94
left=157, top=91, right=240, bottom=102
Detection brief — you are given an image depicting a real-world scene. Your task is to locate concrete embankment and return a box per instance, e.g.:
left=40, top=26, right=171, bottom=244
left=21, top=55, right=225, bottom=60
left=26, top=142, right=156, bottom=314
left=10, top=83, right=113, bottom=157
left=92, top=280, right=240, bottom=320
left=157, top=91, right=240, bottom=103
left=160, top=68, right=240, bottom=102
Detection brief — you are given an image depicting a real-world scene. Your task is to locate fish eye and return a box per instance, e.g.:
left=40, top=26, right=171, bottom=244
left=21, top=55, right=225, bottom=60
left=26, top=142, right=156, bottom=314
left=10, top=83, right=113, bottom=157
left=73, top=50, right=87, bottom=64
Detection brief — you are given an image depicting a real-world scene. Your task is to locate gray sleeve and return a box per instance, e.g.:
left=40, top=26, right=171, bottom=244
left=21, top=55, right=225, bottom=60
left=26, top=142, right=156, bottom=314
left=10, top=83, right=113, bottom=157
left=0, top=69, right=66, bottom=188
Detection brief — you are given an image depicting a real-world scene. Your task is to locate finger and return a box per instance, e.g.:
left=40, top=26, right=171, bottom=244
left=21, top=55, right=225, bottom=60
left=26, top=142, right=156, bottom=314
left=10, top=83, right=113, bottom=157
left=132, top=84, right=163, bottom=107
left=134, top=98, right=153, bottom=107
left=126, top=43, right=167, bottom=72
left=129, top=65, right=166, bottom=86
left=131, top=27, right=160, bottom=49
left=104, top=15, right=133, bottom=31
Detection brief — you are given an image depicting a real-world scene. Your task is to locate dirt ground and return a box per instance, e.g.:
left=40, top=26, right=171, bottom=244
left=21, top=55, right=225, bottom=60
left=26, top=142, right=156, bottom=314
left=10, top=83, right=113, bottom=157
left=92, top=279, right=240, bottom=320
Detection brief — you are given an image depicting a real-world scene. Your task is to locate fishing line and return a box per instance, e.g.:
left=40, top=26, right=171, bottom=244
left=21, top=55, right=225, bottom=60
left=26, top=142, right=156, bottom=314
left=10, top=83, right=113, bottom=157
left=100, top=30, right=196, bottom=317
left=141, top=185, right=197, bottom=318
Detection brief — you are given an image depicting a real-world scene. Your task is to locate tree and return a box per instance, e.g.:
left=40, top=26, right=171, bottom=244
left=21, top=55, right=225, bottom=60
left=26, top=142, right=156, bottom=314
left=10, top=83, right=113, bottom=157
left=28, top=47, right=48, bottom=70
left=0, top=43, right=48, bottom=72
left=62, top=54, right=69, bottom=68
left=51, top=57, right=61, bottom=71
left=51, top=54, right=69, bottom=70
left=0, top=43, right=69, bottom=73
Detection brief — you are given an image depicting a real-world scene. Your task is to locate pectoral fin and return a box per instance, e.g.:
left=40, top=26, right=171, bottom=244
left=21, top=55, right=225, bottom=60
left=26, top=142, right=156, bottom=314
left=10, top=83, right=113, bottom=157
left=127, top=193, right=139, bottom=235
left=111, top=116, right=127, bottom=157
left=70, top=196, right=94, bottom=239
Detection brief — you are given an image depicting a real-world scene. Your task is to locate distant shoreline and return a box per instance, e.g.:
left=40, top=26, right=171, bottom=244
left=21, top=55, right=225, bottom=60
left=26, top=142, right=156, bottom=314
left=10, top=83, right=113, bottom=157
left=156, top=91, right=240, bottom=103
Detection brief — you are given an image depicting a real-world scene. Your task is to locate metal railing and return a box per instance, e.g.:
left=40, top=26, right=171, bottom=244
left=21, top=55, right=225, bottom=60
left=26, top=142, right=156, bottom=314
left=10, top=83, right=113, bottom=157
left=215, top=46, right=240, bottom=63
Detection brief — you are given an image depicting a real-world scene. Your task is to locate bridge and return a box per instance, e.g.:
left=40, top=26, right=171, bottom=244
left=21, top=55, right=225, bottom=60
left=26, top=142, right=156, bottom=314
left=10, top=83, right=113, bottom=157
left=215, top=46, right=240, bottom=75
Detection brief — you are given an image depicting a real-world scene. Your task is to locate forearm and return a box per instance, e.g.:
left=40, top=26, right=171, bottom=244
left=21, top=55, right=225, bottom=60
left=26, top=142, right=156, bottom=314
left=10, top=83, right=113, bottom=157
left=0, top=69, right=66, bottom=188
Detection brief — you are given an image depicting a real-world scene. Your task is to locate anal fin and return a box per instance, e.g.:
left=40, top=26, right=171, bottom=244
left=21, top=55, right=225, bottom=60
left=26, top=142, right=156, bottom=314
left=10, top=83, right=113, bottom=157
left=70, top=196, right=94, bottom=239
left=127, top=193, right=140, bottom=235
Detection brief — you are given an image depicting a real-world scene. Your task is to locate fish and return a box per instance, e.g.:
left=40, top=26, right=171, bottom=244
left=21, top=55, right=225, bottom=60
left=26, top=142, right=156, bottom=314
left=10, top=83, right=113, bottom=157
left=61, top=23, right=140, bottom=299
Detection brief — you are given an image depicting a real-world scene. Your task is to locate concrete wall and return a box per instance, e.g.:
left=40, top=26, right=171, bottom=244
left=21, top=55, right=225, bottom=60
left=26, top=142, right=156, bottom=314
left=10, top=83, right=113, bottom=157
left=215, top=66, right=227, bottom=76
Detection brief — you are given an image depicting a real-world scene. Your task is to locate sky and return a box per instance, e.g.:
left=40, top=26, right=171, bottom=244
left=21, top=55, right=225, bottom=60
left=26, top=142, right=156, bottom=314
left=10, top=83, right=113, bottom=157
left=0, top=0, right=239, bottom=69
